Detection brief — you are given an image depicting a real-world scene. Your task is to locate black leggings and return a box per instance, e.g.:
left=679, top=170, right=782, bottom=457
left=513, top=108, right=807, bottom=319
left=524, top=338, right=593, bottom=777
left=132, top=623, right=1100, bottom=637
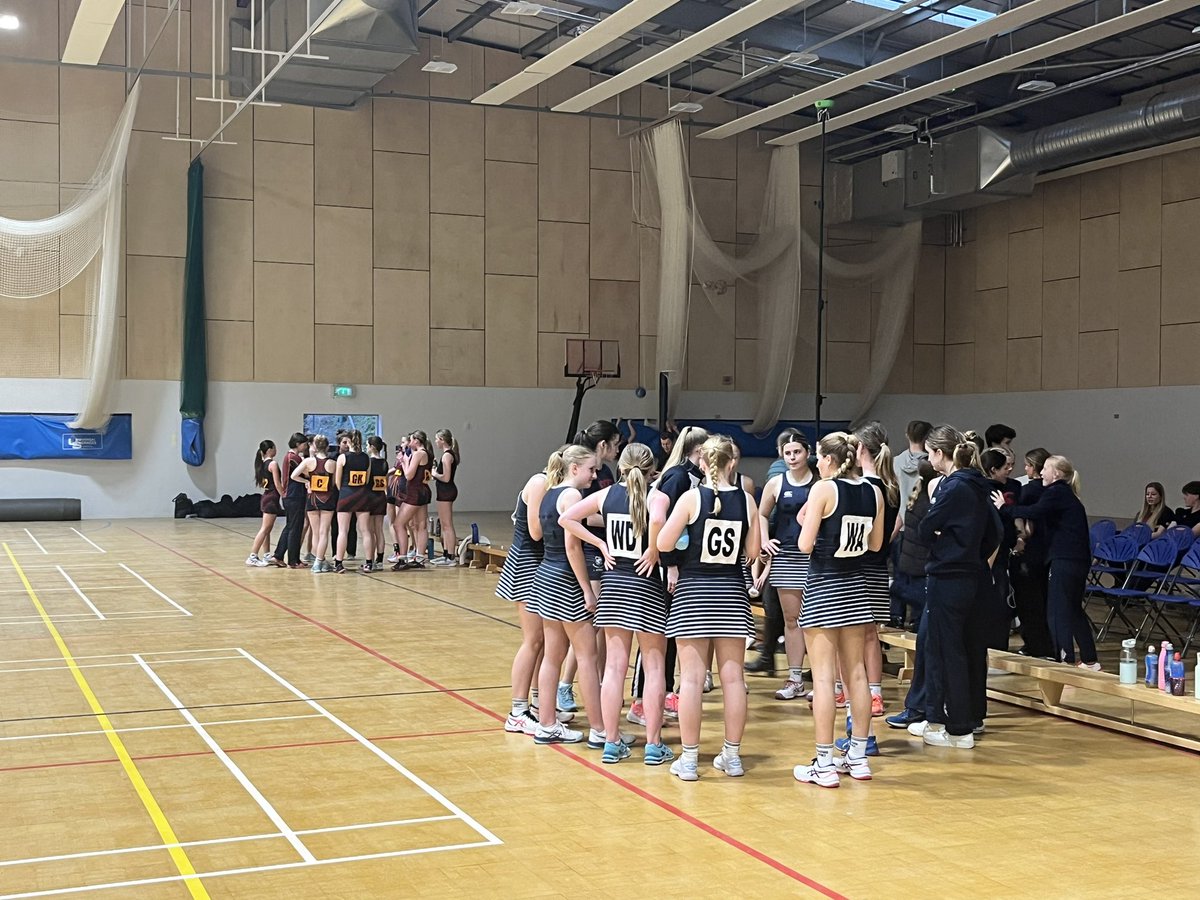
left=274, top=491, right=306, bottom=565
left=1046, top=558, right=1097, bottom=664
left=631, top=637, right=677, bottom=699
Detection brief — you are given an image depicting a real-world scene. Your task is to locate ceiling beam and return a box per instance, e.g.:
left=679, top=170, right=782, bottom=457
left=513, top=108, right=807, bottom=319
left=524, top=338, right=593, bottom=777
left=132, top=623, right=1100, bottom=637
left=768, top=0, right=1198, bottom=145
left=62, top=0, right=128, bottom=65
left=447, top=2, right=503, bottom=42
left=698, top=0, right=1091, bottom=140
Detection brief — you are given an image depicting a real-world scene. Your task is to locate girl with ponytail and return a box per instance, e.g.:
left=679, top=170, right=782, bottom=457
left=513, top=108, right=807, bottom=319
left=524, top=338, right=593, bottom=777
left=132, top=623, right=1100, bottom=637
left=794, top=432, right=884, bottom=787
left=656, top=435, right=762, bottom=782
left=560, top=443, right=673, bottom=765
left=248, top=440, right=282, bottom=567
left=431, top=429, right=461, bottom=566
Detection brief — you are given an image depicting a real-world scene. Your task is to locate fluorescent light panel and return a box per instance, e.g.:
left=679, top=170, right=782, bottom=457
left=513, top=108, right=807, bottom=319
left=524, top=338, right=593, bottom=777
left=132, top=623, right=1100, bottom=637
left=854, top=0, right=994, bottom=28
left=62, top=0, right=125, bottom=64
left=1017, top=78, right=1056, bottom=92
left=668, top=101, right=703, bottom=113
left=422, top=58, right=459, bottom=73
left=474, top=0, right=682, bottom=106
left=0, top=14, right=19, bottom=30
left=698, top=0, right=1090, bottom=141
left=767, top=0, right=1196, bottom=146
left=553, top=0, right=824, bottom=114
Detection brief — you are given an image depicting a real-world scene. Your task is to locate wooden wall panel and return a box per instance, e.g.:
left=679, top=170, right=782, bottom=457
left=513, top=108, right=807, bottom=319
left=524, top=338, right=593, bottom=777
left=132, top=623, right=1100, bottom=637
left=0, top=296, right=59, bottom=377
left=0, top=60, right=56, bottom=125
left=314, top=206, right=373, bottom=326
left=373, top=268, right=429, bottom=385
left=688, top=108, right=737, bottom=180
left=197, top=108, right=253, bottom=201
left=687, top=286, right=736, bottom=391
left=824, top=341, right=870, bottom=394
left=912, top=343, right=945, bottom=394
left=1008, top=185, right=1043, bottom=233
left=485, top=161, right=538, bottom=277
left=944, top=243, right=976, bottom=344
left=1041, top=278, right=1079, bottom=391
left=374, top=151, right=429, bottom=270
left=972, top=288, right=1008, bottom=392
left=1118, top=158, right=1161, bottom=271
left=315, top=324, right=373, bottom=384
left=1078, top=214, right=1120, bottom=332
left=589, top=169, right=639, bottom=281
left=485, top=275, right=538, bottom=387
left=428, top=41, right=486, bottom=101
left=974, top=205, right=1008, bottom=290
left=826, top=282, right=871, bottom=343
left=538, top=331, right=588, bottom=388
left=1116, top=266, right=1160, bottom=387
left=692, top=176, right=737, bottom=244
left=253, top=141, right=314, bottom=264
left=486, top=107, right=538, bottom=164
left=253, top=262, right=313, bottom=383
left=1077, top=330, right=1118, bottom=389
left=1080, top=167, right=1120, bottom=218
left=588, top=280, right=639, bottom=389
left=430, top=214, right=485, bottom=329
left=1042, top=177, right=1080, bottom=281
left=58, top=69, right=123, bottom=185
left=206, top=320, right=254, bottom=382
left=314, top=105, right=373, bottom=208
left=1007, top=337, right=1042, bottom=392
left=914, top=244, right=945, bottom=344
left=127, top=131, right=189, bottom=257
left=639, top=228, right=660, bottom=336
left=1160, top=198, right=1200, bottom=325
left=591, top=87, right=638, bottom=172
left=373, top=98, right=429, bottom=155
left=538, top=114, right=589, bottom=223
left=538, top=222, right=589, bottom=333
left=254, top=104, right=313, bottom=145
left=1161, top=323, right=1200, bottom=386
left=60, top=312, right=125, bottom=379
left=1007, top=228, right=1043, bottom=338
left=204, top=198, right=253, bottom=321
left=944, top=343, right=974, bottom=394
left=127, top=256, right=184, bottom=380
left=1162, top=148, right=1200, bottom=204
left=430, top=329, right=485, bottom=385
left=736, top=132, right=770, bottom=236
left=430, top=104, right=484, bottom=216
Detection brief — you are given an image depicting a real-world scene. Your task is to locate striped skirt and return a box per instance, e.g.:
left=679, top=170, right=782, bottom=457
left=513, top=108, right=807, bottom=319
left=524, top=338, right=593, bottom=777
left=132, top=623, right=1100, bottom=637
left=495, top=543, right=543, bottom=604
left=595, top=567, right=668, bottom=634
left=666, top=572, right=753, bottom=640
left=863, top=559, right=891, bottom=623
left=529, top=563, right=588, bottom=623
left=800, top=566, right=873, bottom=629
left=768, top=545, right=810, bottom=591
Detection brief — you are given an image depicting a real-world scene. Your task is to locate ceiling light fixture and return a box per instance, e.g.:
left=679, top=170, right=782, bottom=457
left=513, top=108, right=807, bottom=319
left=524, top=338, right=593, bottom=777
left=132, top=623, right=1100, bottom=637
left=668, top=101, right=704, bottom=114
left=502, top=1, right=544, bottom=15
left=1017, top=78, right=1056, bottom=92
left=779, top=51, right=819, bottom=66
left=0, top=14, right=19, bottom=30
left=422, top=58, right=459, bottom=74
left=883, top=123, right=918, bottom=134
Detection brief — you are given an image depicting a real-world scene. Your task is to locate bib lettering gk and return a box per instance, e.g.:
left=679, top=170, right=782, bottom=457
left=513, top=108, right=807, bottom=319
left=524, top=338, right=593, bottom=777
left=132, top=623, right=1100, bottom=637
left=349, top=471, right=367, bottom=487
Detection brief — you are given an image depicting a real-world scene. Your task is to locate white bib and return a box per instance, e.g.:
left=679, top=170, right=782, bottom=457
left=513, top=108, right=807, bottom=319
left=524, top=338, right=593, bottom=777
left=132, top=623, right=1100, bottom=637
left=700, top=519, right=743, bottom=565
left=834, top=515, right=873, bottom=558
left=606, top=513, right=642, bottom=561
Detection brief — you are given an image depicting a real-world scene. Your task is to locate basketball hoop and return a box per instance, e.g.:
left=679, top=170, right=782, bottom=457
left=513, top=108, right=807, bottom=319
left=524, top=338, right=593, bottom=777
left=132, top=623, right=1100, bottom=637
left=563, top=338, right=620, bottom=442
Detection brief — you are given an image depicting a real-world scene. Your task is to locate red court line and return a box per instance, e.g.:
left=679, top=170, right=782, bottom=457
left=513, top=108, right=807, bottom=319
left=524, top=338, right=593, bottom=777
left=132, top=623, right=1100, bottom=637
left=0, top=726, right=496, bottom=774
left=129, top=527, right=845, bottom=898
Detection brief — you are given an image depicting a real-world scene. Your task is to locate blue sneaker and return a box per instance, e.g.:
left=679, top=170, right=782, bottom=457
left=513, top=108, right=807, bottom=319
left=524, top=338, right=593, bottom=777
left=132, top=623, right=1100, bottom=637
left=602, top=741, right=631, bottom=764
left=885, top=708, right=924, bottom=729
left=845, top=711, right=853, bottom=738
left=588, top=728, right=635, bottom=750
left=835, top=735, right=880, bottom=757
left=556, top=683, right=577, bottom=713
left=644, top=742, right=674, bottom=766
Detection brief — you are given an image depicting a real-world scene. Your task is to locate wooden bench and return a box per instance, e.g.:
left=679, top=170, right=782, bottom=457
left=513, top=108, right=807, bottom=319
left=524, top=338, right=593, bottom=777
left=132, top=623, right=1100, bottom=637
left=880, top=628, right=1200, bottom=752
left=466, top=543, right=508, bottom=574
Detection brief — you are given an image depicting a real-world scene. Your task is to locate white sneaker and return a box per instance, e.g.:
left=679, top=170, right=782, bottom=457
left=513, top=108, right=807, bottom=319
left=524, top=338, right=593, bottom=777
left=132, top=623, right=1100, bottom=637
left=1076, top=661, right=1102, bottom=672
left=906, top=720, right=930, bottom=737
left=245, top=554, right=259, bottom=567
left=833, top=754, right=873, bottom=781
left=387, top=552, right=400, bottom=563
left=504, top=710, right=538, bottom=735
left=533, top=722, right=583, bottom=744
left=713, top=752, right=745, bottom=777
left=588, top=728, right=635, bottom=750
left=253, top=555, right=270, bottom=567
left=703, top=672, right=714, bottom=693
left=774, top=679, right=807, bottom=701
left=922, top=726, right=975, bottom=749
left=794, top=760, right=839, bottom=788
left=669, top=757, right=699, bottom=782
left=430, top=556, right=457, bottom=567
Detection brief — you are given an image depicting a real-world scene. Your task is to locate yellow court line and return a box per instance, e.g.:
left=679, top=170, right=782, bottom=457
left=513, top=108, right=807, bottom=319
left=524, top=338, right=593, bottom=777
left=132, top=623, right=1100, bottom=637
left=2, top=543, right=210, bottom=900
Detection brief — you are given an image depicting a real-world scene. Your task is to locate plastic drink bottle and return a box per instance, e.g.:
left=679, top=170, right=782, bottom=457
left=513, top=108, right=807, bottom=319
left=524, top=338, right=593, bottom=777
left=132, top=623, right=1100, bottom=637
left=1146, top=644, right=1158, bottom=687
left=1159, top=642, right=1171, bottom=692
left=1119, top=638, right=1137, bottom=685
left=1170, top=653, right=1186, bottom=696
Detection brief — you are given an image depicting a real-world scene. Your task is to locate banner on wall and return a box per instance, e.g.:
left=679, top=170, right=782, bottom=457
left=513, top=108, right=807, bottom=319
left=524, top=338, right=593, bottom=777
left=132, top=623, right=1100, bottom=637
left=0, top=414, right=133, bottom=461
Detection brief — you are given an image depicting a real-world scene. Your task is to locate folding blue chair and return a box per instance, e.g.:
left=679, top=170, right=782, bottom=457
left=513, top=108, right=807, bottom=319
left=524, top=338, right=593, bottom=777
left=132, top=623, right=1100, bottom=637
left=1139, top=542, right=1200, bottom=651
left=1086, top=533, right=1139, bottom=588
left=1121, top=521, right=1153, bottom=547
left=1089, top=537, right=1179, bottom=641
left=1163, top=525, right=1196, bottom=559
left=1089, top=519, right=1117, bottom=556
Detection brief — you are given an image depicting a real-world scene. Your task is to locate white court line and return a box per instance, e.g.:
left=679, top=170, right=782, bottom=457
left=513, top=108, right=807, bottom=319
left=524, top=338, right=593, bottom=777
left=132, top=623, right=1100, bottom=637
left=0, top=713, right=325, bottom=743
left=0, top=840, right=493, bottom=898
left=69, top=528, right=105, bottom=553
left=235, top=648, right=502, bottom=847
left=22, top=530, right=47, bottom=555
left=117, top=564, right=191, bottom=616
left=0, top=655, right=245, bottom=674
left=0, top=814, right=458, bottom=869
left=132, top=654, right=316, bottom=864
left=0, top=647, right=240, bottom=665
left=0, top=586, right=128, bottom=595
left=0, top=611, right=186, bottom=624
left=54, top=566, right=104, bottom=620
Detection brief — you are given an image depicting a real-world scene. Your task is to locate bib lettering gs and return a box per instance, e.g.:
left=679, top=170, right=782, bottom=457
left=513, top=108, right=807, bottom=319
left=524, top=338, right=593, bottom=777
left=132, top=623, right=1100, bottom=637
left=605, top=513, right=641, bottom=560
left=835, top=515, right=873, bottom=558
left=700, top=519, right=743, bottom=565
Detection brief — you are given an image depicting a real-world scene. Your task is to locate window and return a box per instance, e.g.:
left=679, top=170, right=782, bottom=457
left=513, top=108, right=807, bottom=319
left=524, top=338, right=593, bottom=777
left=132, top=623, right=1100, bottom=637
left=302, top=414, right=382, bottom=446
left=854, top=0, right=995, bottom=29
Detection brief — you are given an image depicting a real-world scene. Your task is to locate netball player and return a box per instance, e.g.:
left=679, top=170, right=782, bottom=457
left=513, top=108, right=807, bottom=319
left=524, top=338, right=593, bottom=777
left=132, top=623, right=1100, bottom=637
left=271, top=433, right=309, bottom=568
left=249, top=439, right=283, bottom=566
left=292, top=435, right=338, bottom=574
left=794, top=432, right=884, bottom=788
left=367, top=437, right=389, bottom=568
left=392, top=431, right=432, bottom=570
left=656, top=435, right=761, bottom=781
left=431, top=429, right=461, bottom=566
left=560, top=443, right=673, bottom=765
left=334, top=430, right=375, bottom=574
left=529, top=446, right=611, bottom=746
left=386, top=439, right=408, bottom=562
left=758, top=432, right=814, bottom=699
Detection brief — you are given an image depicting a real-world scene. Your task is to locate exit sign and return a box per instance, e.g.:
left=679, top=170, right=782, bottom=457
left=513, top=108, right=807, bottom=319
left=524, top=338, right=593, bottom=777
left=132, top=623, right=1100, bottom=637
left=332, top=385, right=355, bottom=399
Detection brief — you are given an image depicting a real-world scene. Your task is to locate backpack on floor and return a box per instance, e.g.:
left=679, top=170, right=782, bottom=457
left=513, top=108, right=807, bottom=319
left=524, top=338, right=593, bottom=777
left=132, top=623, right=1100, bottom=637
left=173, top=493, right=194, bottom=518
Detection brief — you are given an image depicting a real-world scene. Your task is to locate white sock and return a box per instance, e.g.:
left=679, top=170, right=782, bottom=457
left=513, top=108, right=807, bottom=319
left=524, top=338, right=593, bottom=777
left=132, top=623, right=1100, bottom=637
left=816, top=742, right=834, bottom=767
left=789, top=667, right=804, bottom=683
left=869, top=683, right=882, bottom=698
left=511, top=698, right=529, bottom=716
left=682, top=744, right=699, bottom=766
left=849, top=736, right=868, bottom=761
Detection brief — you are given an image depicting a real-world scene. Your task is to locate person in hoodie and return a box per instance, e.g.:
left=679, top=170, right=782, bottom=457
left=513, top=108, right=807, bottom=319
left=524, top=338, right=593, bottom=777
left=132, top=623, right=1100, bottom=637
left=913, top=425, right=1001, bottom=750
left=894, top=420, right=932, bottom=506
left=1005, top=455, right=1100, bottom=670
left=980, top=447, right=1020, bottom=652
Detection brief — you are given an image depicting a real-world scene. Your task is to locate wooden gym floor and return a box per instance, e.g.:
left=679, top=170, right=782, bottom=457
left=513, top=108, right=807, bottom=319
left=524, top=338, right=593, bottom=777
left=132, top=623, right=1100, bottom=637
left=1, top=518, right=1198, bottom=899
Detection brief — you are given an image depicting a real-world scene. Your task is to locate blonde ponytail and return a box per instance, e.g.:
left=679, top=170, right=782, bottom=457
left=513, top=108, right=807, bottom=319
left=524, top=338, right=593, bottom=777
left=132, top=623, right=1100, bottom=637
left=817, top=432, right=860, bottom=480
left=855, top=421, right=900, bottom=507
left=617, top=443, right=655, bottom=540
left=544, top=447, right=567, bottom=488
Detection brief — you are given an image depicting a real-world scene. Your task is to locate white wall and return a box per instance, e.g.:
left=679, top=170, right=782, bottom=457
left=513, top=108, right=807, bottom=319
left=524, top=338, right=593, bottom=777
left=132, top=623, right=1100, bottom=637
left=4, top=377, right=1188, bottom=520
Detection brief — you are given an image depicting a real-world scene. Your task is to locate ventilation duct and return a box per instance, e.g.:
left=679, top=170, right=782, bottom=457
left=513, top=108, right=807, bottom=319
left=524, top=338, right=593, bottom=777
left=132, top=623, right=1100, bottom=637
left=228, top=0, right=419, bottom=108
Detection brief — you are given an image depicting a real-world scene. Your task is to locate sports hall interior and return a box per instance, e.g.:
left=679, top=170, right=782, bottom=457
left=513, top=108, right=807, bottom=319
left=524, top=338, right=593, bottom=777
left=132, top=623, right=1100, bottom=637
left=1, top=1, right=1200, bottom=897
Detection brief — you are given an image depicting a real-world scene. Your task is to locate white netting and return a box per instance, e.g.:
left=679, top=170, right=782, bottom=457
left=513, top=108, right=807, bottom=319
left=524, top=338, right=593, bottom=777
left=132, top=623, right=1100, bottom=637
left=0, top=80, right=141, bottom=429
left=637, top=121, right=922, bottom=433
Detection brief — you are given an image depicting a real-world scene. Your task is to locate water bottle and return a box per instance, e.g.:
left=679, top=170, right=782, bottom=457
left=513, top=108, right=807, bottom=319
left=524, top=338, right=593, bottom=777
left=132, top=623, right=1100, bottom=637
left=1145, top=644, right=1158, bottom=687
left=1159, top=642, right=1172, bottom=692
left=1119, top=638, right=1137, bottom=685
left=1170, top=653, right=1186, bottom=696
left=675, top=531, right=689, bottom=551
left=471, top=522, right=479, bottom=545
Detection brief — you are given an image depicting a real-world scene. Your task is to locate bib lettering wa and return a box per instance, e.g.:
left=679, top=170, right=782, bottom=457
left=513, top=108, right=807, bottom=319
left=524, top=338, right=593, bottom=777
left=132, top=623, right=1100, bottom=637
left=834, top=515, right=873, bottom=558
left=605, top=513, right=641, bottom=560
left=700, top=518, right=743, bottom=565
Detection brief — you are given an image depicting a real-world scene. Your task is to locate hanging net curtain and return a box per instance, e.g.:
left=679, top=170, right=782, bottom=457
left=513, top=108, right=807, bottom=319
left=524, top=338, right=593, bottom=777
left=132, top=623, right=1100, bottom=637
left=637, top=121, right=922, bottom=434
left=0, top=80, right=142, bottom=430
